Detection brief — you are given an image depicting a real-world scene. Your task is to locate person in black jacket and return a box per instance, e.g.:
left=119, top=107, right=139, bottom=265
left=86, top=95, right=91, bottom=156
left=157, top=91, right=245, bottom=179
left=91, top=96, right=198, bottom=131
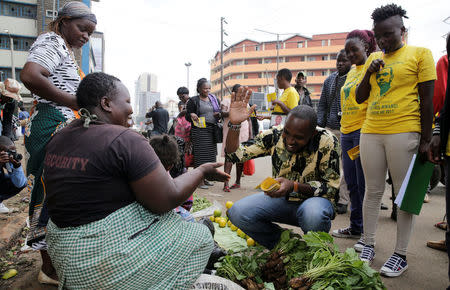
left=317, top=50, right=352, bottom=214
left=294, top=72, right=312, bottom=107
left=186, top=78, right=226, bottom=189
left=428, top=32, right=450, bottom=286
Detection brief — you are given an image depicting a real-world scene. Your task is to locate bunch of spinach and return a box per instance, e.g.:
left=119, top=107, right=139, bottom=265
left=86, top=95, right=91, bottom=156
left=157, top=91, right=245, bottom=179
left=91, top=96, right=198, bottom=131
left=191, top=194, right=212, bottom=212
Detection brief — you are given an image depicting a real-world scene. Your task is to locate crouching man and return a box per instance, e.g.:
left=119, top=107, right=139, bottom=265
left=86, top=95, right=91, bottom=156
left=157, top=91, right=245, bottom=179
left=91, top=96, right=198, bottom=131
left=225, top=87, right=340, bottom=249
left=0, top=136, right=26, bottom=213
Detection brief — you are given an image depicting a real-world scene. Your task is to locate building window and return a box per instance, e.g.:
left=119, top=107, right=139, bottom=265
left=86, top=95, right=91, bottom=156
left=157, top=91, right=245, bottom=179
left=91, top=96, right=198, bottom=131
left=244, top=59, right=249, bottom=65
left=45, top=10, right=58, bottom=18
left=255, top=45, right=260, bottom=51
left=258, top=59, right=262, bottom=64
left=322, top=55, right=328, bottom=61
left=235, top=60, right=244, bottom=66
left=244, top=74, right=248, bottom=79
left=297, top=41, right=303, bottom=48
left=322, top=71, right=328, bottom=76
left=236, top=74, right=243, bottom=79
left=1, top=2, right=37, bottom=19
left=307, top=71, right=314, bottom=77
left=330, top=54, right=337, bottom=60
left=0, top=35, right=36, bottom=51
left=321, top=40, right=327, bottom=46
left=307, top=56, right=316, bottom=62
left=0, top=68, right=22, bottom=82
left=285, top=57, right=289, bottom=62
left=264, top=59, right=271, bottom=64
left=300, top=56, right=305, bottom=62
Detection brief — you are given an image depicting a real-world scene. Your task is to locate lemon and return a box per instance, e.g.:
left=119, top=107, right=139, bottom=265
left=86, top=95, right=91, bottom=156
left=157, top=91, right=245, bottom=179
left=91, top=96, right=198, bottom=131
left=227, top=220, right=232, bottom=227
left=213, top=209, right=222, bottom=217
left=237, top=229, right=246, bottom=239
left=225, top=201, right=234, bottom=209
left=214, top=217, right=222, bottom=223
left=218, top=219, right=227, bottom=228
left=230, top=224, right=238, bottom=231
left=209, top=216, right=215, bottom=222
left=2, top=269, right=17, bottom=280
left=247, top=238, right=255, bottom=247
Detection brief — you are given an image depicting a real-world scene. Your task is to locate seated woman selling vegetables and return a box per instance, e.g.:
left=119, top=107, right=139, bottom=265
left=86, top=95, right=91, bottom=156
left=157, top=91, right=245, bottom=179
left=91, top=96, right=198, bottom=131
left=43, top=72, right=230, bottom=289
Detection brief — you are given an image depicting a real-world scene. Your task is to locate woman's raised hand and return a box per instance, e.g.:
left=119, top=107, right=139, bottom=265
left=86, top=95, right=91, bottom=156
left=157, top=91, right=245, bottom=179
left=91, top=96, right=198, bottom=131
left=229, top=86, right=256, bottom=125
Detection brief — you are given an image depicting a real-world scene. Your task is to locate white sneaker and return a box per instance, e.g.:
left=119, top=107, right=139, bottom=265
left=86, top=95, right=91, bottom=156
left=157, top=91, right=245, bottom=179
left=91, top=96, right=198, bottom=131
left=0, top=202, right=10, bottom=214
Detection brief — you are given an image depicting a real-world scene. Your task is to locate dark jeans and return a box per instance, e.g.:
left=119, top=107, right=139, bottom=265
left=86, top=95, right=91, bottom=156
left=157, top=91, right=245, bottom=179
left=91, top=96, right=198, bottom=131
left=0, top=176, right=24, bottom=203
left=228, top=193, right=334, bottom=249
left=341, top=130, right=365, bottom=232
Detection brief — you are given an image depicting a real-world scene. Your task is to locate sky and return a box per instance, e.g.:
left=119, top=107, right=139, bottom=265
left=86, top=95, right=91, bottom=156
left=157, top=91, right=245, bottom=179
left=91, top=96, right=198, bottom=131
left=91, top=0, right=450, bottom=105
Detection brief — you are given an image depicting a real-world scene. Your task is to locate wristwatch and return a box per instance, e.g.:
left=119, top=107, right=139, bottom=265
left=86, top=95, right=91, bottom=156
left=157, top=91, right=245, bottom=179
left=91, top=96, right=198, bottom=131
left=286, top=181, right=301, bottom=202
left=228, top=121, right=241, bottom=131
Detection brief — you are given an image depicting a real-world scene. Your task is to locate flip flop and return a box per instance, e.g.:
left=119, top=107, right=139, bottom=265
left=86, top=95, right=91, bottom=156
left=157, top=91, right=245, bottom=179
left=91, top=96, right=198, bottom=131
left=435, top=221, right=447, bottom=231
left=230, top=184, right=240, bottom=189
left=223, top=186, right=230, bottom=192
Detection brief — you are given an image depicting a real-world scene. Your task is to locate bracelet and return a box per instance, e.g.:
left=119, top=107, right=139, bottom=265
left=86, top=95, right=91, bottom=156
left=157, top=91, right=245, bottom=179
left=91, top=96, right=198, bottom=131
left=293, top=181, right=299, bottom=193
left=228, top=121, right=241, bottom=131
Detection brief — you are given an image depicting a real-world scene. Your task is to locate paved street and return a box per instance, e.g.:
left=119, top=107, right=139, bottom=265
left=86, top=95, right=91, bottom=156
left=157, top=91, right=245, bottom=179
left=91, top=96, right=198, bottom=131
left=1, top=145, right=448, bottom=289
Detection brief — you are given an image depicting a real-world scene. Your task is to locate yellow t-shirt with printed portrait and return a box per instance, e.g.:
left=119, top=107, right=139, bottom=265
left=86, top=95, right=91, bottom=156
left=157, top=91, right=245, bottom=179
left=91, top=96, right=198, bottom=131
left=447, top=133, right=450, bottom=156
left=273, top=87, right=299, bottom=114
left=361, top=45, right=437, bottom=134
left=340, top=65, right=367, bottom=134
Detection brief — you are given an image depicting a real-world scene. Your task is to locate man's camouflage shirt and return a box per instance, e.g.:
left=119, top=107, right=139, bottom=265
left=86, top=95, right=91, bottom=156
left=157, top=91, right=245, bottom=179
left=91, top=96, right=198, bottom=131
left=226, top=125, right=340, bottom=204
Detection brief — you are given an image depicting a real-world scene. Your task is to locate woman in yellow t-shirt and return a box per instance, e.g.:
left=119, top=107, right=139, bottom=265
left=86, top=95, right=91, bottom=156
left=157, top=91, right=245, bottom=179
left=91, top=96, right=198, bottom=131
left=332, top=30, right=376, bottom=248
left=355, top=4, right=436, bottom=277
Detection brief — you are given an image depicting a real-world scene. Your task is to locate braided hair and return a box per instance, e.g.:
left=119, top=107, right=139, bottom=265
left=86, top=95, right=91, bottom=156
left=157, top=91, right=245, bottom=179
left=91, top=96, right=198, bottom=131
left=149, top=134, right=180, bottom=171
left=196, top=78, right=209, bottom=94
left=76, top=72, right=120, bottom=110
left=371, top=3, right=408, bottom=23
left=346, top=30, right=377, bottom=56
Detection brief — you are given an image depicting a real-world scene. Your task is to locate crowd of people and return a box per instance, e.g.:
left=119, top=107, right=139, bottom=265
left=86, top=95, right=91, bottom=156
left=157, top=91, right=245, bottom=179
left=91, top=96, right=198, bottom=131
left=0, top=1, right=449, bottom=288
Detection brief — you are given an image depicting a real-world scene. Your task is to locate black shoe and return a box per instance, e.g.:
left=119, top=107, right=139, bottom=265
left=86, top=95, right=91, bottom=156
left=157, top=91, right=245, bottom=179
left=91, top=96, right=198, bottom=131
left=336, top=203, right=348, bottom=214
left=206, top=242, right=227, bottom=270
left=380, top=203, right=388, bottom=210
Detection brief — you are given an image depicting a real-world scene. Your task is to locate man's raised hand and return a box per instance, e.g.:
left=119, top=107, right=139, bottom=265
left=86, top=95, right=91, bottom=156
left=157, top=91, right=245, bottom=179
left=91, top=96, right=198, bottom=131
left=229, top=86, right=256, bottom=125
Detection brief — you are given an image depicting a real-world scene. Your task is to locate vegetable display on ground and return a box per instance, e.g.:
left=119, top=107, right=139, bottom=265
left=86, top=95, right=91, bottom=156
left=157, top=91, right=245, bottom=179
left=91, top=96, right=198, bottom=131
left=214, top=231, right=386, bottom=290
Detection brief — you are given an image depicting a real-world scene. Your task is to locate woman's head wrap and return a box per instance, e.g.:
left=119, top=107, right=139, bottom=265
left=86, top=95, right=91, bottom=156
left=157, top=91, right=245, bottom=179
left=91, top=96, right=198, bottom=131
left=58, top=1, right=97, bottom=24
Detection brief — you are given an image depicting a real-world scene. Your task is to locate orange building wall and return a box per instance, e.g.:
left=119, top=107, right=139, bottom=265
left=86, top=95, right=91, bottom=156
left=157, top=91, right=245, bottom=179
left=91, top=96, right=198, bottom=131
left=211, top=32, right=348, bottom=99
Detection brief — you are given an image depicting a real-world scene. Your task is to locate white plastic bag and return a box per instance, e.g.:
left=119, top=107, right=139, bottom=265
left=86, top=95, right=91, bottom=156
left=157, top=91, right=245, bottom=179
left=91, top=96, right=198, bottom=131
left=191, top=274, right=244, bottom=290
left=192, top=200, right=223, bottom=220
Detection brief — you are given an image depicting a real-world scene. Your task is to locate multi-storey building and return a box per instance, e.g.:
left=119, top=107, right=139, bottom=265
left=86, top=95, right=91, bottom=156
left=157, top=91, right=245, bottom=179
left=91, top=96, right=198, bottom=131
left=210, top=32, right=348, bottom=108
left=0, top=0, right=100, bottom=103
left=134, top=72, right=160, bottom=123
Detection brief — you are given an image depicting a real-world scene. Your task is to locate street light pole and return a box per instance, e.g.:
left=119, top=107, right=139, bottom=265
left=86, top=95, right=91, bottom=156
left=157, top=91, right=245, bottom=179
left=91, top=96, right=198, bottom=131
left=4, top=30, right=15, bottom=80
left=254, top=29, right=302, bottom=97
left=220, top=17, right=228, bottom=101
left=184, top=62, right=191, bottom=91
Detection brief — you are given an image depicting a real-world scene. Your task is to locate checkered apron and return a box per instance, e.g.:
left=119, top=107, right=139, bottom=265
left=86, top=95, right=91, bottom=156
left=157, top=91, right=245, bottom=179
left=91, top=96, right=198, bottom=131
left=25, top=103, right=69, bottom=247
left=46, top=202, right=214, bottom=289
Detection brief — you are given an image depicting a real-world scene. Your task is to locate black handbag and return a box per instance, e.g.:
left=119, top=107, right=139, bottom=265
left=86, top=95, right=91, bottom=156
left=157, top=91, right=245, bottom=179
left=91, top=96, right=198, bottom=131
left=213, top=122, right=223, bottom=143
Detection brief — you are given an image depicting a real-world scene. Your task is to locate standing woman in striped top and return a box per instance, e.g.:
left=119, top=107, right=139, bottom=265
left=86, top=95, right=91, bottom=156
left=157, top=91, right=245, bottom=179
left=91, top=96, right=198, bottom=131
left=20, top=2, right=96, bottom=285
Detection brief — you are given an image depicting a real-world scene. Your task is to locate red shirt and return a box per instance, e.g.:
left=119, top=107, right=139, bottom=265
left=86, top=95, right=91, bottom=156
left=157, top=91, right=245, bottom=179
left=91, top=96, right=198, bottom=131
left=433, top=55, right=448, bottom=115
